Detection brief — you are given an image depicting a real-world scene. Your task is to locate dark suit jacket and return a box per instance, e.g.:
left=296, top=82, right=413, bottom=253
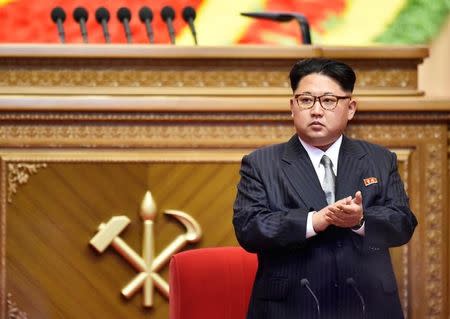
left=233, top=135, right=417, bottom=319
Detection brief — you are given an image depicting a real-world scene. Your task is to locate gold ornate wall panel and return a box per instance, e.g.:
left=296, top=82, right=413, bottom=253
left=0, top=45, right=448, bottom=319
left=348, top=124, right=448, bottom=319
left=2, top=157, right=244, bottom=318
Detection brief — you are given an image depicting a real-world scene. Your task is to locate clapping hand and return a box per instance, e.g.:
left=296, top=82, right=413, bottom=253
left=326, top=191, right=363, bottom=228
left=313, top=191, right=364, bottom=232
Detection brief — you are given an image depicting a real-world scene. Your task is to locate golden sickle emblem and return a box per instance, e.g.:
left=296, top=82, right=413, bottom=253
left=89, top=191, right=202, bottom=307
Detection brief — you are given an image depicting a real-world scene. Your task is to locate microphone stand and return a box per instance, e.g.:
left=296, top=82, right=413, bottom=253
left=346, top=277, right=366, bottom=319
left=241, top=11, right=312, bottom=44
left=56, top=19, right=66, bottom=43
left=101, top=19, right=111, bottom=43
left=51, top=7, right=66, bottom=44
left=301, top=278, right=320, bottom=318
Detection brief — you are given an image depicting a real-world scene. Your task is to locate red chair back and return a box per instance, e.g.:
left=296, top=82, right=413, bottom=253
left=169, top=247, right=257, bottom=319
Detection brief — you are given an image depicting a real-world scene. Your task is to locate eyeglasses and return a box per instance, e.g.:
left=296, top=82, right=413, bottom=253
left=292, top=94, right=351, bottom=110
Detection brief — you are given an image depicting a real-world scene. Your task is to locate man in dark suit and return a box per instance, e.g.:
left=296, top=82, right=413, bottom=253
left=233, top=58, right=417, bottom=319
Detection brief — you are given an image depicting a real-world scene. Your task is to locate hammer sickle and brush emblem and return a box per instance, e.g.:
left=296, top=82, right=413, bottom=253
left=89, top=191, right=202, bottom=307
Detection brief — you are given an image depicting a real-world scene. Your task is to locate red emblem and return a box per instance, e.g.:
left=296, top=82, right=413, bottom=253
left=363, top=177, right=378, bottom=186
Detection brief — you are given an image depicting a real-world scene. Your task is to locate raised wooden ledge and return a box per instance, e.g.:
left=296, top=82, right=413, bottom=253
left=0, top=44, right=428, bottom=59
left=0, top=95, right=447, bottom=113
left=0, top=45, right=429, bottom=98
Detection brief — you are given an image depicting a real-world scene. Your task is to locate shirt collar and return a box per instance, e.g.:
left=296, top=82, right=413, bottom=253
left=298, top=135, right=343, bottom=174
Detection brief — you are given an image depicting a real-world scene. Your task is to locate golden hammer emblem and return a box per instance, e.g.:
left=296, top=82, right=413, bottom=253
left=89, top=191, right=202, bottom=307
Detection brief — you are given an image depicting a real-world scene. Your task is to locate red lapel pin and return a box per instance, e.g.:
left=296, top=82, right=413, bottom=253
left=363, top=177, right=378, bottom=186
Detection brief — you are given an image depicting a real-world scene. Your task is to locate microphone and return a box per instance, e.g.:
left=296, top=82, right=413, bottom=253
left=346, top=277, right=366, bottom=319
left=182, top=6, right=198, bottom=45
left=161, top=6, right=176, bottom=44
left=50, top=7, right=66, bottom=43
left=117, top=7, right=133, bottom=43
left=73, top=7, right=89, bottom=43
left=300, top=278, right=320, bottom=318
left=139, top=6, right=154, bottom=44
left=95, top=7, right=111, bottom=43
left=241, top=11, right=312, bottom=44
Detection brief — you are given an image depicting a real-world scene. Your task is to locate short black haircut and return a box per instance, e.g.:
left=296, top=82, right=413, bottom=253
left=289, top=58, right=356, bottom=93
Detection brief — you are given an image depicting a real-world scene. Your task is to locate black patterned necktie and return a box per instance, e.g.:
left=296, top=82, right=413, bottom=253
left=320, top=155, right=335, bottom=205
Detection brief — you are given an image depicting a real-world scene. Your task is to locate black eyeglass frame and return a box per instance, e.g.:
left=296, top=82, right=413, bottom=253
left=292, top=94, right=352, bottom=110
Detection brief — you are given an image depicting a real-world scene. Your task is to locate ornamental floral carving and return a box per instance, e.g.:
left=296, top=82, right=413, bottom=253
left=7, top=163, right=47, bottom=203
left=7, top=293, right=28, bottom=319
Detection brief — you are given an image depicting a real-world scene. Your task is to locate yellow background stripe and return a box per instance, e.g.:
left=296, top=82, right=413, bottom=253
left=177, top=0, right=267, bottom=45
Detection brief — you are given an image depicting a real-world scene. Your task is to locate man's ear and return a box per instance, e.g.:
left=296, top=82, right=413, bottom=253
left=347, top=99, right=357, bottom=120
left=290, top=99, right=295, bottom=117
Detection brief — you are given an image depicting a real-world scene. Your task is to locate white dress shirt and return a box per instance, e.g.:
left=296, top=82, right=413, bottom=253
left=298, top=136, right=365, bottom=238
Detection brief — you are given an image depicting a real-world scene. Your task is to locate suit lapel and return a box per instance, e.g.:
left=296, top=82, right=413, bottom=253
left=281, top=135, right=328, bottom=211
left=335, top=136, right=368, bottom=201
left=281, top=135, right=369, bottom=210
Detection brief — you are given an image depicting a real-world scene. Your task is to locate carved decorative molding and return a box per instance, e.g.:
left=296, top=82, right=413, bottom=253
left=347, top=124, right=444, bottom=141
left=356, top=69, right=416, bottom=89
left=0, top=69, right=291, bottom=89
left=354, top=112, right=450, bottom=122
left=0, top=69, right=417, bottom=92
left=0, top=112, right=292, bottom=122
left=0, top=125, right=295, bottom=148
left=0, top=123, right=446, bottom=149
left=7, top=293, right=28, bottom=319
left=1, top=111, right=450, bottom=123
left=447, top=129, right=450, bottom=154
left=424, top=143, right=444, bottom=318
left=0, top=55, right=419, bottom=93
left=0, top=150, right=252, bottom=164
left=349, top=124, right=445, bottom=318
left=0, top=123, right=447, bottom=151
left=397, top=150, right=411, bottom=318
left=7, top=163, right=47, bottom=203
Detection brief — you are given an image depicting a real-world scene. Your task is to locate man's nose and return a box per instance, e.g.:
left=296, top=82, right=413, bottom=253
left=310, top=99, right=323, bottom=115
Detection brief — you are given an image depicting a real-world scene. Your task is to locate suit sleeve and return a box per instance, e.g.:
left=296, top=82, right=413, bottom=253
left=363, top=152, right=418, bottom=248
left=233, top=154, right=309, bottom=253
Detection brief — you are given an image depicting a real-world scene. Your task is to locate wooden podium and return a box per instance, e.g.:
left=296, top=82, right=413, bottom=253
left=0, top=45, right=448, bottom=319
